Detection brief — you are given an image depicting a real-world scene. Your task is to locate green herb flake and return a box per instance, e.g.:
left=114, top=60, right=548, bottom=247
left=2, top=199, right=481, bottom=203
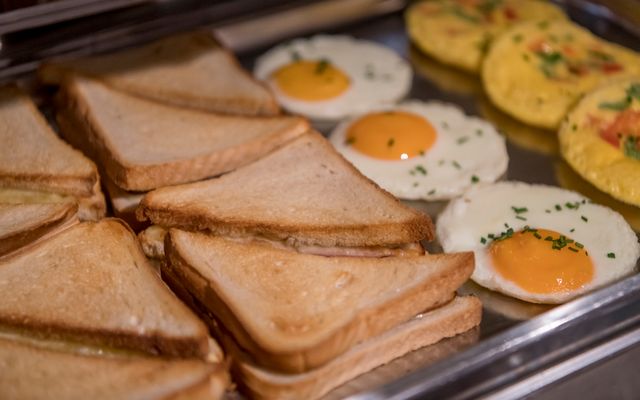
left=387, top=138, right=395, bottom=148
left=516, top=215, right=527, bottom=221
left=623, top=136, right=640, bottom=160
left=575, top=242, right=584, bottom=249
left=476, top=129, right=484, bottom=136
left=598, top=99, right=631, bottom=111
left=534, top=232, right=542, bottom=239
left=428, top=189, right=436, bottom=195
left=581, top=215, right=589, bottom=222
left=290, top=50, right=301, bottom=61
left=480, top=237, right=487, bottom=244
left=511, top=206, right=528, bottom=214
left=414, top=165, right=427, bottom=175
left=568, top=247, right=579, bottom=252
left=345, top=136, right=356, bottom=145
left=457, top=136, right=469, bottom=145
left=315, top=58, right=330, bottom=75
left=452, top=160, right=461, bottom=169
left=607, top=252, right=616, bottom=259
left=471, top=175, right=479, bottom=183
left=555, top=204, right=562, bottom=211
left=570, top=228, right=575, bottom=233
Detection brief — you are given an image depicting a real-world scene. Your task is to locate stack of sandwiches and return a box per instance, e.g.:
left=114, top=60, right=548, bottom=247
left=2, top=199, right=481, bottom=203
left=0, top=30, right=482, bottom=399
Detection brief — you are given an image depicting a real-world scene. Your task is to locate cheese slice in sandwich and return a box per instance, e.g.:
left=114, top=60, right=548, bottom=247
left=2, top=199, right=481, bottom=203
left=0, top=202, right=78, bottom=258
left=56, top=76, right=309, bottom=192
left=0, top=219, right=214, bottom=360
left=39, top=32, right=279, bottom=116
left=137, top=131, right=434, bottom=252
left=0, top=337, right=227, bottom=400
left=164, top=229, right=474, bottom=373
left=0, top=86, right=105, bottom=220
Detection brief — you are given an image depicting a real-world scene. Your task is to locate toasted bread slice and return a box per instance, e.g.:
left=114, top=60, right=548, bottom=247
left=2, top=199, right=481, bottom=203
left=56, top=77, right=308, bottom=191
left=0, top=219, right=212, bottom=359
left=39, top=32, right=279, bottom=116
left=165, top=229, right=474, bottom=372
left=0, top=86, right=105, bottom=220
left=0, top=337, right=227, bottom=400
left=138, top=132, right=434, bottom=248
left=0, top=86, right=99, bottom=198
left=0, top=202, right=78, bottom=257
left=230, top=296, right=481, bottom=400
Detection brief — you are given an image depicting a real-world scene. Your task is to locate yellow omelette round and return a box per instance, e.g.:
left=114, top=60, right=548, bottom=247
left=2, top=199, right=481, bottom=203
left=483, top=20, right=640, bottom=129
left=405, top=0, right=566, bottom=73
left=559, top=78, right=640, bottom=207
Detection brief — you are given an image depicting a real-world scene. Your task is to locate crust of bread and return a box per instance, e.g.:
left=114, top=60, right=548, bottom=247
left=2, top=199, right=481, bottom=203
left=0, top=202, right=78, bottom=257
left=0, top=219, right=213, bottom=360
left=56, top=77, right=307, bottom=191
left=38, top=32, right=280, bottom=117
left=165, top=230, right=473, bottom=372
left=137, top=132, right=434, bottom=248
left=160, top=364, right=229, bottom=400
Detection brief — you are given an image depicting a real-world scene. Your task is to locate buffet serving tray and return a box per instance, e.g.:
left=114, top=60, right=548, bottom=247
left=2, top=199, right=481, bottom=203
left=1, top=1, right=639, bottom=399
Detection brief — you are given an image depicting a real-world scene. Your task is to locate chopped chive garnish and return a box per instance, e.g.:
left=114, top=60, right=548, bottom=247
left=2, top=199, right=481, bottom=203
left=480, top=237, right=487, bottom=244
left=534, top=233, right=542, bottom=239
left=607, top=252, right=616, bottom=259
left=476, top=129, right=484, bottom=136
left=516, top=215, right=527, bottom=221
left=457, top=136, right=469, bottom=145
left=568, top=247, right=579, bottom=252
left=545, top=236, right=553, bottom=241
left=345, top=136, right=356, bottom=145
left=570, top=228, right=575, bottom=232
left=471, top=175, right=479, bottom=183
left=575, top=242, right=584, bottom=249
left=565, top=201, right=580, bottom=210
left=452, top=161, right=461, bottom=169
left=545, top=209, right=551, bottom=213
left=511, top=206, right=528, bottom=214
left=581, top=215, right=588, bottom=222
left=428, top=189, right=436, bottom=195
left=315, top=58, right=330, bottom=74
left=555, top=204, right=562, bottom=211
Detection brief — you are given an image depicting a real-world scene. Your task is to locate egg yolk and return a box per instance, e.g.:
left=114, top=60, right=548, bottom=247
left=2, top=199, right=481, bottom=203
left=272, top=60, right=350, bottom=101
left=345, top=111, right=437, bottom=160
left=489, top=228, right=594, bottom=294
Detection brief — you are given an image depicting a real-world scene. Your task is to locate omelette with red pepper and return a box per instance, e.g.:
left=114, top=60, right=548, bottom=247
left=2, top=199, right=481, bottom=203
left=559, top=78, right=640, bottom=207
left=483, top=19, right=640, bottom=129
left=405, top=0, right=566, bottom=73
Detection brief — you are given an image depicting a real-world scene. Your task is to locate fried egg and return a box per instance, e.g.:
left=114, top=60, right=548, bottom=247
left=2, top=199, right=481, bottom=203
left=438, top=181, right=640, bottom=304
left=406, top=0, right=566, bottom=73
left=559, top=78, right=640, bottom=207
left=253, top=35, right=412, bottom=121
left=329, top=101, right=508, bottom=200
left=483, top=19, right=640, bottom=129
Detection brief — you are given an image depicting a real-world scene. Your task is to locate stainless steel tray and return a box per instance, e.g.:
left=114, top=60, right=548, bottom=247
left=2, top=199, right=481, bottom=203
left=1, top=1, right=639, bottom=399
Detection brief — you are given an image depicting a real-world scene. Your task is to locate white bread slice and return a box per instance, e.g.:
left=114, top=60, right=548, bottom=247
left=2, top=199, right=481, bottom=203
left=39, top=32, right=279, bottom=116
left=56, top=77, right=308, bottom=191
left=165, top=229, right=474, bottom=373
left=232, top=296, right=481, bottom=400
left=0, top=219, right=212, bottom=359
left=0, top=202, right=78, bottom=257
left=0, top=86, right=99, bottom=198
left=0, top=337, right=227, bottom=400
left=0, top=86, right=105, bottom=220
left=138, top=132, right=434, bottom=248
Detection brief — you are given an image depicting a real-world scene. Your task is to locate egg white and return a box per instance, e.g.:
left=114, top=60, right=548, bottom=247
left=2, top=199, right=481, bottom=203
left=437, top=181, right=640, bottom=304
left=253, top=35, right=412, bottom=121
left=329, top=101, right=508, bottom=200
